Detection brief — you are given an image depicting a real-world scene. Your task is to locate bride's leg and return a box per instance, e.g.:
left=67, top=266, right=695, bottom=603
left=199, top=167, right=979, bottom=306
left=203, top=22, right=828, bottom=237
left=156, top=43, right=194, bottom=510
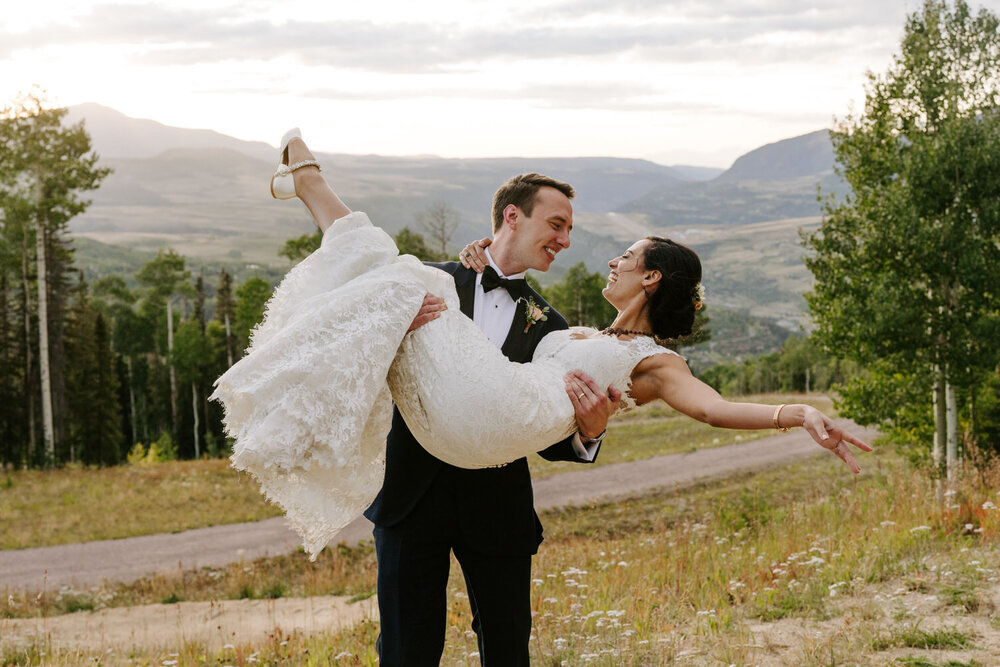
left=287, top=138, right=351, bottom=233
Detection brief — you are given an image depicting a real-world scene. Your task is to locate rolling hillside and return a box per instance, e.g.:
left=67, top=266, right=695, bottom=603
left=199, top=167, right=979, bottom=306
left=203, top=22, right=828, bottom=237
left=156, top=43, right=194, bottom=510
left=64, top=104, right=842, bottom=342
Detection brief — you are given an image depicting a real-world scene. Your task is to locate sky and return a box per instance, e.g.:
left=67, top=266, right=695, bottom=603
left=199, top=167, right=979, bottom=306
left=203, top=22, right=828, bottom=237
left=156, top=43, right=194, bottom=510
left=3, top=0, right=999, bottom=167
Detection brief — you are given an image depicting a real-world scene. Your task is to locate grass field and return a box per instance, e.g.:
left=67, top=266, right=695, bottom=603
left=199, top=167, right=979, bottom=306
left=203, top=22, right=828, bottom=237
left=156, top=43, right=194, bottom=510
left=1, top=393, right=832, bottom=550
left=3, top=445, right=999, bottom=665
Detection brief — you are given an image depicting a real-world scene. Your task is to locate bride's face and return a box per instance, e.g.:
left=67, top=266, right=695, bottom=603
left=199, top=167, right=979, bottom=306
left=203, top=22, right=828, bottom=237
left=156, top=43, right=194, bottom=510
left=603, top=239, right=652, bottom=306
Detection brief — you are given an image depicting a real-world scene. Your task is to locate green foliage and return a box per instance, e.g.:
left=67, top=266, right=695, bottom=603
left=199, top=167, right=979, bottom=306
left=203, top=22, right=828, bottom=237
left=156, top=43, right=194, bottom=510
left=699, top=334, right=859, bottom=396
left=394, top=226, right=442, bottom=261
left=233, top=277, right=272, bottom=351
left=803, top=0, right=1000, bottom=445
left=279, top=230, right=322, bottom=263
left=543, top=262, right=616, bottom=328
left=171, top=319, right=212, bottom=384
left=125, top=431, right=176, bottom=465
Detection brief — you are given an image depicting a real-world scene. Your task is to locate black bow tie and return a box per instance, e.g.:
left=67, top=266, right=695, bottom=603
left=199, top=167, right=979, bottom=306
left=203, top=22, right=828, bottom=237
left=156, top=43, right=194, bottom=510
left=481, top=265, right=530, bottom=301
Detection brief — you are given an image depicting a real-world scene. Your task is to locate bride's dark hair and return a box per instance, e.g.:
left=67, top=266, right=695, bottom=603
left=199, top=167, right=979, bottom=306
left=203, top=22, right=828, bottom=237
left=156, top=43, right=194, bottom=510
left=642, top=237, right=702, bottom=339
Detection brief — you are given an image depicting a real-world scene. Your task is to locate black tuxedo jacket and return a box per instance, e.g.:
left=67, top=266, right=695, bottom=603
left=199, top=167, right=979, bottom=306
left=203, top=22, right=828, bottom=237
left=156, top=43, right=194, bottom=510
left=364, top=261, right=595, bottom=555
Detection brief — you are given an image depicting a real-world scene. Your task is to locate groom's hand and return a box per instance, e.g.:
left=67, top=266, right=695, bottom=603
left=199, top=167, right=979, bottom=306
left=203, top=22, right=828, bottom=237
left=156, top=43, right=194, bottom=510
left=564, top=370, right=621, bottom=439
left=407, top=293, right=447, bottom=333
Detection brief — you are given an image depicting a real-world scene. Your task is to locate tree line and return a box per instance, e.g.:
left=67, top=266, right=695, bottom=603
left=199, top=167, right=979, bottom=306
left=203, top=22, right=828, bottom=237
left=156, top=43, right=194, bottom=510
left=0, top=94, right=275, bottom=467
left=0, top=104, right=676, bottom=469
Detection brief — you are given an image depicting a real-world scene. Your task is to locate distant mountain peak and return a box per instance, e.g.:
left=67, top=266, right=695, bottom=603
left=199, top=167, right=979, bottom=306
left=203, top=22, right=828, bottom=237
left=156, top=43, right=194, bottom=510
left=64, top=104, right=276, bottom=161
left=716, top=129, right=833, bottom=182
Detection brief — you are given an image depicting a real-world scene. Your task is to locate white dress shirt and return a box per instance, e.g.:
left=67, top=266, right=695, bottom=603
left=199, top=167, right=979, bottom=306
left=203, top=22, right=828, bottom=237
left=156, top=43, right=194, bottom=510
left=471, top=248, right=599, bottom=462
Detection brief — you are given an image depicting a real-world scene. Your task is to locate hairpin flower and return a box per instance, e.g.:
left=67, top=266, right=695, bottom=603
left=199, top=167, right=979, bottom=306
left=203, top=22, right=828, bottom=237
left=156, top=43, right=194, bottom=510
left=693, top=283, right=705, bottom=310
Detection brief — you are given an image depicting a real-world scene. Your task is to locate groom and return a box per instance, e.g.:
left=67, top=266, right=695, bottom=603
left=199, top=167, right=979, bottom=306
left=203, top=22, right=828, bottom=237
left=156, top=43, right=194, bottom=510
left=365, top=173, right=619, bottom=665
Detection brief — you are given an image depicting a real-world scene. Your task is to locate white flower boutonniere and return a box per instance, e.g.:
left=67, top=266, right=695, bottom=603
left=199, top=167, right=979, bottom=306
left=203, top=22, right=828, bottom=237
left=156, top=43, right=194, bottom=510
left=522, top=296, right=550, bottom=333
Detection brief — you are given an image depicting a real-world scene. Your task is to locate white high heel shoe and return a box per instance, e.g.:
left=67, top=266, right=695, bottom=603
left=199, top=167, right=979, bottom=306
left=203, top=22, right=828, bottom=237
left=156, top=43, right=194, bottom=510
left=269, top=127, right=322, bottom=200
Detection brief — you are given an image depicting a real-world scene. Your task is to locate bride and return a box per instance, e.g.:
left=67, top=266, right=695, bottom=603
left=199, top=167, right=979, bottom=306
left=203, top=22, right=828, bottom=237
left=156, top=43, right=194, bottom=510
left=211, top=131, right=872, bottom=558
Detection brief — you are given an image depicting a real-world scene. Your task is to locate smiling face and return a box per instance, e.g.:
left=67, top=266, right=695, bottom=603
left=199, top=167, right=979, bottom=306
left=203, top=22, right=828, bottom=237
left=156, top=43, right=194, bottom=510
left=603, top=239, right=653, bottom=307
left=497, top=186, right=573, bottom=273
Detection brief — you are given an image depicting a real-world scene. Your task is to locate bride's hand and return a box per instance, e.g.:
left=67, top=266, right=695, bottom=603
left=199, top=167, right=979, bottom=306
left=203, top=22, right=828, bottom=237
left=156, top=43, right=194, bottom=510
left=460, top=238, right=492, bottom=272
left=801, top=407, right=873, bottom=474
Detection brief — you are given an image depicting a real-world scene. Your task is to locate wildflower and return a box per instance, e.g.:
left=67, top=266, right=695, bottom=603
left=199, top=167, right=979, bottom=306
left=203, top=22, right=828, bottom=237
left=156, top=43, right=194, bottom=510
left=617, top=561, right=629, bottom=567
left=910, top=525, right=931, bottom=534
left=533, top=579, right=543, bottom=585
left=803, top=556, right=826, bottom=567
left=223, top=645, right=235, bottom=650
left=333, top=652, right=352, bottom=660
left=982, top=500, right=997, bottom=511
left=880, top=520, right=897, bottom=527
left=828, top=581, right=847, bottom=597
left=696, top=609, right=716, bottom=616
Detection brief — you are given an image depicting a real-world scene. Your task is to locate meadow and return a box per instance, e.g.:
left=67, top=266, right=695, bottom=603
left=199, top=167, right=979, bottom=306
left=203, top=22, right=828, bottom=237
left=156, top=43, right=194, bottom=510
left=3, top=393, right=999, bottom=665
left=2, top=449, right=998, bottom=665
left=0, top=394, right=832, bottom=550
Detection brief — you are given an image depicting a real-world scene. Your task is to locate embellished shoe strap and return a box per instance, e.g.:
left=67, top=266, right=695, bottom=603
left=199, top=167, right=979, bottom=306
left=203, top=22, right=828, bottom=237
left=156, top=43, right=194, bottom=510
left=275, top=159, right=323, bottom=175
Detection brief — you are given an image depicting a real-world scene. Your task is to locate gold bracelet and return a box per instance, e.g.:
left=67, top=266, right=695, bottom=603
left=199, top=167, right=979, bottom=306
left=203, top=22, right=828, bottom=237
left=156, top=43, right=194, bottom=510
left=772, top=404, right=789, bottom=432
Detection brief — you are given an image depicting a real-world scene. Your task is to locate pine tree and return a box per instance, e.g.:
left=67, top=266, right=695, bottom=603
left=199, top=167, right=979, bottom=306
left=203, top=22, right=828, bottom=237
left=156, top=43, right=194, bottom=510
left=0, top=91, right=110, bottom=465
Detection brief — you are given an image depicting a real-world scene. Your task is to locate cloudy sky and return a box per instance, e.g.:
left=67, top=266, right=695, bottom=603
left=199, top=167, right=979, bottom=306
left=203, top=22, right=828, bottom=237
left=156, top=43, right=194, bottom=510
left=3, top=0, right=997, bottom=166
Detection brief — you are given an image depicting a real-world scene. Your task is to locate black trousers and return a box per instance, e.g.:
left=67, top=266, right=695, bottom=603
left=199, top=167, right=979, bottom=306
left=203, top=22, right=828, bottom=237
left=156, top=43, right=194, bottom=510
left=372, top=476, right=532, bottom=666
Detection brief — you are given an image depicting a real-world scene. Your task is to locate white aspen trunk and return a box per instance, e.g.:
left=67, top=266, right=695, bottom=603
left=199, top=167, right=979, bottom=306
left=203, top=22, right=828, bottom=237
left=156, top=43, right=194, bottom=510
left=35, top=216, right=54, bottom=463
left=126, top=356, right=137, bottom=445
left=946, top=381, right=958, bottom=482
left=21, top=230, right=36, bottom=458
left=932, top=366, right=946, bottom=502
left=223, top=312, right=233, bottom=367
left=167, top=297, right=178, bottom=434
left=191, top=381, right=200, bottom=459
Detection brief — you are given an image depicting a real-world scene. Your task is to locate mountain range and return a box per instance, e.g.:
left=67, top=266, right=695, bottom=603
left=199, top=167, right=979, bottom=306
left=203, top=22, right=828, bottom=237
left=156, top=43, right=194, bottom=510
left=63, top=103, right=843, bottom=358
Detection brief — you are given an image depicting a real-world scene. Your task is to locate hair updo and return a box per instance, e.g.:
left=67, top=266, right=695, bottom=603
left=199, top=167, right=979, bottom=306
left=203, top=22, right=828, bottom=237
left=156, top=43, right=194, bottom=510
left=642, top=237, right=702, bottom=340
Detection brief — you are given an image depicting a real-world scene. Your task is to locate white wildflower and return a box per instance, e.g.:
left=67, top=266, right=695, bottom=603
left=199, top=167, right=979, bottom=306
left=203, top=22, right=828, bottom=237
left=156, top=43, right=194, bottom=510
left=910, top=525, right=931, bottom=534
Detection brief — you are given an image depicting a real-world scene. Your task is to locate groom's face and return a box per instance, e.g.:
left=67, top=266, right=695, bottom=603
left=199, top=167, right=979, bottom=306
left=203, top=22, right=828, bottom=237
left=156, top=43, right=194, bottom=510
left=509, top=186, right=573, bottom=272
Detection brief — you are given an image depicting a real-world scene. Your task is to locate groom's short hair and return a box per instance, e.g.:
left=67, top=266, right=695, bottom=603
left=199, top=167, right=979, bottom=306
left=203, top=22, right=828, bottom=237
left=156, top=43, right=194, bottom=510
left=491, top=173, right=575, bottom=233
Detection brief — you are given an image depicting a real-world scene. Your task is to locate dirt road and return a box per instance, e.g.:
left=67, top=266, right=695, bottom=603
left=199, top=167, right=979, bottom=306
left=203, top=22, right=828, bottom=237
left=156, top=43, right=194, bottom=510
left=0, top=421, right=879, bottom=654
left=1, top=419, right=877, bottom=593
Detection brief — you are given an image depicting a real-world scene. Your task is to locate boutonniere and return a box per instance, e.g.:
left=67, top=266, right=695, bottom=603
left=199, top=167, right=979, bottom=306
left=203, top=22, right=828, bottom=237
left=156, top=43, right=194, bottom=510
left=521, top=296, right=549, bottom=333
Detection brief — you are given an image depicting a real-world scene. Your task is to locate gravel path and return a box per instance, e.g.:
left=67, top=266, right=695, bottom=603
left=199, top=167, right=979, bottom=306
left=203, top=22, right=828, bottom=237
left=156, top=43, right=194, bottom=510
left=0, top=419, right=877, bottom=592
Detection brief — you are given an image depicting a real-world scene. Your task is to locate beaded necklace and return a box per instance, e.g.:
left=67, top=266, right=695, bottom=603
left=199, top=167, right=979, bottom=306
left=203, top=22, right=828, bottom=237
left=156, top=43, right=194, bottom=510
left=601, top=327, right=656, bottom=338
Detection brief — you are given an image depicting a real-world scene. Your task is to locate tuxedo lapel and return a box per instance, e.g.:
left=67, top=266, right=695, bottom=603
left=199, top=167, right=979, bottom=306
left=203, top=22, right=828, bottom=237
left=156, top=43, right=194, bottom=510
left=501, top=293, right=548, bottom=363
left=453, top=266, right=477, bottom=319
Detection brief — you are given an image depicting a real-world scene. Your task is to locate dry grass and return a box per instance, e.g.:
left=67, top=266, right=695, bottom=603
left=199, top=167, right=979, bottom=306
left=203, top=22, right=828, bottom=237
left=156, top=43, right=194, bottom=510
left=0, top=460, right=281, bottom=550
left=4, top=448, right=999, bottom=665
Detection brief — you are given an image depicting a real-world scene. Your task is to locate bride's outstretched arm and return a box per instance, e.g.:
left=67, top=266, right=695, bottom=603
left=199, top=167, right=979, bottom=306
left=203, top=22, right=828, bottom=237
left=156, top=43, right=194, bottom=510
left=629, top=354, right=873, bottom=473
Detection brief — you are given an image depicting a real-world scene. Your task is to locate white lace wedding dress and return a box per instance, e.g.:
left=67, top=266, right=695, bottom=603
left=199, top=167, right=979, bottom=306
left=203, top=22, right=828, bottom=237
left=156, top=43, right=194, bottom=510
left=211, top=212, right=677, bottom=557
